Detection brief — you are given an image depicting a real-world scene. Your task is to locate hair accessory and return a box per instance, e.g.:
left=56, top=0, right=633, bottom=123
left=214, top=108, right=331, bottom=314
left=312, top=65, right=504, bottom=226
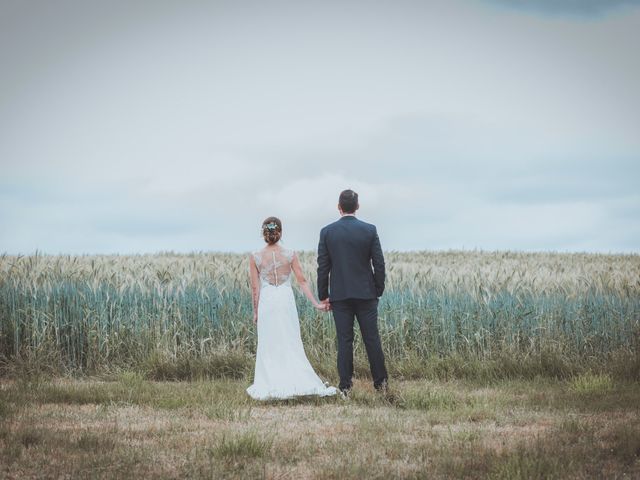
left=264, top=222, right=279, bottom=231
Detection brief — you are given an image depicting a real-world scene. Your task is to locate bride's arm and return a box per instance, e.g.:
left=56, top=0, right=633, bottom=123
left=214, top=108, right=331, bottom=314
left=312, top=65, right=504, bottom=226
left=291, top=252, right=324, bottom=310
left=249, top=254, right=260, bottom=324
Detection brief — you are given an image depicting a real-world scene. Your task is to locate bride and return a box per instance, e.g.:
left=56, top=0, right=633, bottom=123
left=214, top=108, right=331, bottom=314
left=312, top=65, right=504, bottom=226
left=246, top=216, right=338, bottom=400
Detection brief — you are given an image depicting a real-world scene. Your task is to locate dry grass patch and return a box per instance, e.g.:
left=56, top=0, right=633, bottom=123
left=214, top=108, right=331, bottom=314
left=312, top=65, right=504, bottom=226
left=1, top=377, right=639, bottom=479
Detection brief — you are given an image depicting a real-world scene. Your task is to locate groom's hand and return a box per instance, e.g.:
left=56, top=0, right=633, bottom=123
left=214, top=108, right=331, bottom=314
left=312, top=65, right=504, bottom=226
left=320, top=298, right=332, bottom=312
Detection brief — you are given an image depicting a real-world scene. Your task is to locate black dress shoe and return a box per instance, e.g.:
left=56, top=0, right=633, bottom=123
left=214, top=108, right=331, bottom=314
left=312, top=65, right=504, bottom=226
left=374, top=379, right=388, bottom=393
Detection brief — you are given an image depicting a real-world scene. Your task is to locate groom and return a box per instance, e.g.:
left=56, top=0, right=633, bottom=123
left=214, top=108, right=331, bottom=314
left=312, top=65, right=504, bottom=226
left=317, top=189, right=388, bottom=395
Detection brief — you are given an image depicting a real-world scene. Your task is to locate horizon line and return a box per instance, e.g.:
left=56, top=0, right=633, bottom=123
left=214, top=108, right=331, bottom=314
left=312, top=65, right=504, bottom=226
left=2, top=248, right=639, bottom=257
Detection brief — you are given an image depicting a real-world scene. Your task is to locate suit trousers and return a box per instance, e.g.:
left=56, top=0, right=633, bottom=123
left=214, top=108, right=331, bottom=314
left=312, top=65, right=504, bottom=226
left=331, top=298, right=388, bottom=390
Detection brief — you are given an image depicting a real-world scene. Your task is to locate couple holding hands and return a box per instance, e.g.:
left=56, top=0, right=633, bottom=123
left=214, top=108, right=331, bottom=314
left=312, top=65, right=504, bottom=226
left=247, top=189, right=388, bottom=400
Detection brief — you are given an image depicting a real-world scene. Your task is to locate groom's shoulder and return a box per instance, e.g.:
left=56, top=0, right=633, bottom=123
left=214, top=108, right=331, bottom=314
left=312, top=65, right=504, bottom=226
left=357, top=217, right=376, bottom=228
left=322, top=217, right=377, bottom=230
left=354, top=217, right=377, bottom=232
left=320, top=219, right=340, bottom=233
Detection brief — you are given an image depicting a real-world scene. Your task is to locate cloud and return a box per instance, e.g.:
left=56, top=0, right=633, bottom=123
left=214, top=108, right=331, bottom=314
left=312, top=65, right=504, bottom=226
left=3, top=108, right=638, bottom=254
left=249, top=112, right=640, bottom=253
left=1, top=1, right=639, bottom=254
left=483, top=0, right=640, bottom=17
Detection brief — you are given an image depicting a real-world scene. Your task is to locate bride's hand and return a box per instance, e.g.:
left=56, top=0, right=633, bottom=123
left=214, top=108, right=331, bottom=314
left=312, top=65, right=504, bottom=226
left=319, top=298, right=332, bottom=312
left=313, top=302, right=328, bottom=312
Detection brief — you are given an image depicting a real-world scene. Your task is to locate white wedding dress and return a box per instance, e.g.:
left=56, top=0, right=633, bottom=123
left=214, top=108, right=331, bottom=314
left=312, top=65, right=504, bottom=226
left=247, top=246, right=338, bottom=400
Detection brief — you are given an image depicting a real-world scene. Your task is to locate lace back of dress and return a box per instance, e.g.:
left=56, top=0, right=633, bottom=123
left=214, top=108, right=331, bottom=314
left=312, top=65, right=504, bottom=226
left=254, top=247, right=293, bottom=286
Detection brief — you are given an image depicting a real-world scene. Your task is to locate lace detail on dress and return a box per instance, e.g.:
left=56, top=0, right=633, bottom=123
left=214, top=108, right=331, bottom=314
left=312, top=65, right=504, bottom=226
left=253, top=247, right=294, bottom=287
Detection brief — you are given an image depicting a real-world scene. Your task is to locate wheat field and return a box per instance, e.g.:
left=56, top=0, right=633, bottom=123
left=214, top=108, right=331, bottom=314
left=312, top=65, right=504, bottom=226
left=2, top=250, right=640, bottom=478
left=0, top=250, right=639, bottom=380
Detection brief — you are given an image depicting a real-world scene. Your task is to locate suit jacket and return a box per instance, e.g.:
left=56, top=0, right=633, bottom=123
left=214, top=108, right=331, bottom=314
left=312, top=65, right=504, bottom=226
left=317, top=216, right=385, bottom=302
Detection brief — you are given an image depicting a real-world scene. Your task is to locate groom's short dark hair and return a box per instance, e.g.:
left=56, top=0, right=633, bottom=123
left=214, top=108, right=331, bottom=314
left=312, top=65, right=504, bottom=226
left=339, top=189, right=358, bottom=214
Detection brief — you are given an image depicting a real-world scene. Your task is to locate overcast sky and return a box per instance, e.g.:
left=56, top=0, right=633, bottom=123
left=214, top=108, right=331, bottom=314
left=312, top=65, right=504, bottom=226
left=1, top=0, right=639, bottom=254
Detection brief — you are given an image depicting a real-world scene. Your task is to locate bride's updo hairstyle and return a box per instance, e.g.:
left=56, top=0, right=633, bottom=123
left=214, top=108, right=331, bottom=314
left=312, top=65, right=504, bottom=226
left=262, top=216, right=282, bottom=245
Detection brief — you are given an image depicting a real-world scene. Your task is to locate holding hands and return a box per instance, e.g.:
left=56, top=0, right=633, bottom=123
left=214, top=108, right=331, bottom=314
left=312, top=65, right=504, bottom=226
left=314, top=298, right=332, bottom=312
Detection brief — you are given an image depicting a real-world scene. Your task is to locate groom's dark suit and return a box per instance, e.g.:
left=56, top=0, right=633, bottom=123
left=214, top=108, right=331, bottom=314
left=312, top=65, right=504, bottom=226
left=317, top=215, right=388, bottom=390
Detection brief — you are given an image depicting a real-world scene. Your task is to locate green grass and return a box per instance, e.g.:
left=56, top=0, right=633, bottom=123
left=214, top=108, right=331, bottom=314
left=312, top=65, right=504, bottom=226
left=209, top=431, right=274, bottom=460
left=569, top=371, right=614, bottom=394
